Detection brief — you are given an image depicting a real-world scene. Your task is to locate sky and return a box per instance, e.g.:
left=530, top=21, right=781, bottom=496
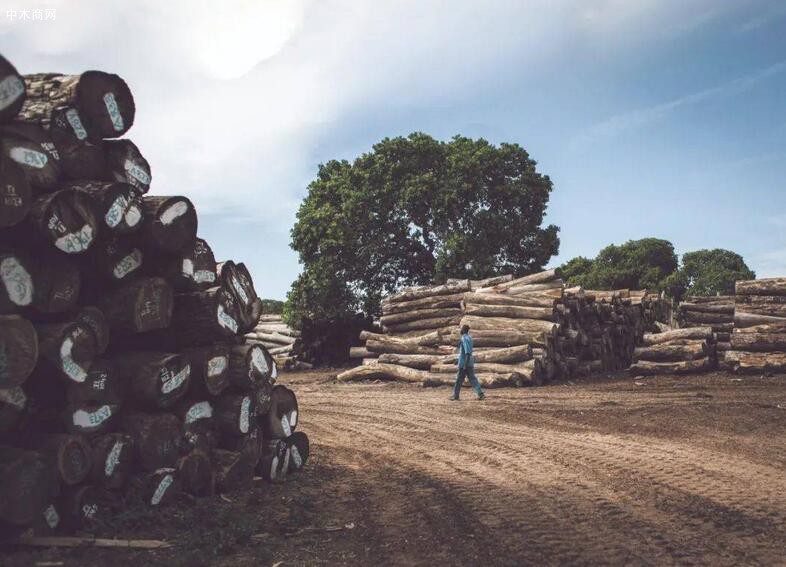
left=2, top=0, right=785, bottom=299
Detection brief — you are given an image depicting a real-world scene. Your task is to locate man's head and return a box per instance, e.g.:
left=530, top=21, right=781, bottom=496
left=461, top=324, right=470, bottom=335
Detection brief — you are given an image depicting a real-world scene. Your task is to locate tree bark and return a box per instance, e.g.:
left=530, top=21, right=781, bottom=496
left=679, top=302, right=733, bottom=314
left=380, top=307, right=462, bottom=326
left=381, top=292, right=464, bottom=315
left=439, top=328, right=550, bottom=348
left=377, top=353, right=443, bottom=369
left=462, top=303, right=556, bottom=321
left=29, top=433, right=92, bottom=486
left=476, top=269, right=561, bottom=293
left=0, top=156, right=31, bottom=228
left=103, top=139, right=151, bottom=193
left=98, top=277, right=173, bottom=335
left=439, top=344, right=533, bottom=364
left=733, top=321, right=786, bottom=334
left=75, top=306, right=110, bottom=355
left=678, top=311, right=733, bottom=324
left=641, top=327, right=713, bottom=346
left=422, top=372, right=527, bottom=388
left=734, top=311, right=786, bottom=329
left=0, top=446, right=59, bottom=526
left=337, top=362, right=430, bottom=383
left=181, top=343, right=230, bottom=396
left=431, top=360, right=540, bottom=381
left=66, top=359, right=124, bottom=406
left=0, top=315, right=38, bottom=388
left=122, top=412, right=185, bottom=471
left=111, top=351, right=191, bottom=410
left=0, top=55, right=26, bottom=124
left=167, top=285, right=243, bottom=347
left=723, top=350, right=786, bottom=373
left=0, top=123, right=61, bottom=190
left=349, top=346, right=374, bottom=359
left=138, top=196, right=197, bottom=253
left=729, top=333, right=786, bottom=352
left=89, top=433, right=133, bottom=490
left=364, top=337, right=453, bottom=355
left=35, top=320, right=96, bottom=384
left=735, top=303, right=786, bottom=319
left=383, top=280, right=471, bottom=305
left=633, top=342, right=707, bottom=362
left=65, top=180, right=143, bottom=235
left=384, top=316, right=464, bottom=334
left=459, top=315, right=558, bottom=337
left=629, top=357, right=711, bottom=375
left=735, top=278, right=786, bottom=297
left=31, top=252, right=80, bottom=314
left=28, top=188, right=98, bottom=253
left=463, top=291, right=557, bottom=308
left=216, top=261, right=259, bottom=333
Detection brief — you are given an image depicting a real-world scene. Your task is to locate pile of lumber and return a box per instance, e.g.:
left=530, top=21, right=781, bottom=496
left=244, top=314, right=311, bottom=370
left=342, top=269, right=666, bottom=386
left=677, top=296, right=733, bottom=353
left=723, top=277, right=786, bottom=373
left=630, top=327, right=717, bottom=375
left=0, top=56, right=309, bottom=537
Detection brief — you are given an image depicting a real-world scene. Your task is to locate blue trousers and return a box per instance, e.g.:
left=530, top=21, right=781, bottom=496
left=453, top=366, right=484, bottom=398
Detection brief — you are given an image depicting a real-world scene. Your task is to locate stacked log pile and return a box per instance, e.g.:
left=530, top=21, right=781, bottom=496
left=341, top=269, right=666, bottom=386
left=630, top=327, right=717, bottom=375
left=0, top=57, right=308, bottom=536
left=677, top=296, right=733, bottom=352
left=244, top=314, right=310, bottom=370
left=724, top=277, right=786, bottom=373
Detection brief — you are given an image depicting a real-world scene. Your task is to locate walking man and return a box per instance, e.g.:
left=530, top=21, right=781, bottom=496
left=450, top=324, right=485, bottom=401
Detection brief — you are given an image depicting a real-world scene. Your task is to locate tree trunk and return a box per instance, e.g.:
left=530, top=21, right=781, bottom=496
left=377, top=353, right=443, bottom=369
left=216, top=261, right=259, bottom=332
left=459, top=315, right=558, bottom=337
left=497, top=280, right=564, bottom=295
left=724, top=350, right=786, bottom=373
left=439, top=344, right=533, bottom=364
left=381, top=292, right=464, bottom=315
left=47, top=106, right=106, bottom=180
left=285, top=431, right=309, bottom=474
left=181, top=343, right=230, bottom=396
left=261, top=386, right=299, bottom=440
left=168, top=286, right=242, bottom=346
left=35, top=320, right=96, bottom=384
left=21, top=72, right=135, bottom=139
left=439, top=328, right=550, bottom=348
left=462, top=303, right=555, bottom=321
left=214, top=449, right=256, bottom=493
left=678, top=311, right=733, bottom=324
left=103, top=139, right=151, bottom=193
left=633, top=342, right=707, bottom=362
left=65, top=180, right=143, bottom=235
left=214, top=393, right=256, bottom=437
left=462, top=291, right=556, bottom=308
left=729, top=333, right=786, bottom=352
left=422, top=372, right=527, bottom=388
left=379, top=307, right=462, bottom=327
left=29, top=433, right=92, bottom=486
left=154, top=237, right=216, bottom=292
left=364, top=338, right=452, bottom=356
left=111, top=352, right=191, bottom=410
left=0, top=251, right=33, bottom=314
left=66, top=359, right=124, bottom=406
left=0, top=386, right=26, bottom=432
left=0, top=315, right=38, bottom=388
left=431, top=360, right=540, bottom=378
left=0, top=123, right=61, bottom=190
left=89, top=433, right=133, bottom=490
left=641, top=327, right=713, bottom=346
left=177, top=449, right=214, bottom=496
left=630, top=357, right=711, bottom=375
left=0, top=55, right=26, bottom=124
left=476, top=269, right=561, bottom=293
left=679, top=302, right=733, bottom=314
left=252, top=331, right=296, bottom=345
left=31, top=252, right=80, bottom=314
left=0, top=156, right=31, bottom=228
left=733, top=321, right=786, bottom=334
left=0, top=446, right=59, bottom=526
left=86, top=238, right=144, bottom=287
left=735, top=303, right=786, bottom=319
left=75, top=306, right=110, bottom=355
left=383, top=279, right=471, bottom=304
left=98, top=277, right=172, bottom=335
left=28, top=188, right=97, bottom=253
left=734, top=311, right=786, bottom=329
left=122, top=412, right=185, bottom=471
left=227, top=344, right=272, bottom=391
left=349, top=346, right=374, bottom=359
left=137, top=196, right=197, bottom=253
left=337, top=362, right=430, bottom=384
left=735, top=278, right=786, bottom=296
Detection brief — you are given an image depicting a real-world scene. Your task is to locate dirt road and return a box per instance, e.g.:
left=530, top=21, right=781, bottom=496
left=5, top=371, right=786, bottom=566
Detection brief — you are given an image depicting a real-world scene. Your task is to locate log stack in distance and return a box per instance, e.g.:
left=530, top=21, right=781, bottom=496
left=0, top=55, right=309, bottom=536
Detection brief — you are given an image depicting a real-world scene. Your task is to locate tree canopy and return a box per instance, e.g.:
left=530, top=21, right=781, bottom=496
left=664, top=249, right=755, bottom=300
left=284, top=132, right=560, bottom=325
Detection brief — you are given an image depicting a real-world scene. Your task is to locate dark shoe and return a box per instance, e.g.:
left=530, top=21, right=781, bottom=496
left=477, top=393, right=485, bottom=400
left=449, top=396, right=459, bottom=401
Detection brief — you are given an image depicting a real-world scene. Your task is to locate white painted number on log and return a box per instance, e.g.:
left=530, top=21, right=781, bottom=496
left=72, top=405, right=112, bottom=428
left=105, top=194, right=131, bottom=227
left=65, top=108, right=88, bottom=140
left=251, top=347, right=268, bottom=374
left=239, top=396, right=251, bottom=433
left=60, top=336, right=87, bottom=382
left=160, top=363, right=190, bottom=394
left=150, top=474, right=174, bottom=506
left=185, top=401, right=212, bottom=424
left=43, top=504, right=60, bottom=529
left=270, top=456, right=278, bottom=480
left=9, top=146, right=47, bottom=169
left=103, top=92, right=125, bottom=131
left=113, top=249, right=142, bottom=280
left=207, top=356, right=227, bottom=377
left=105, top=440, right=124, bottom=476
left=160, top=201, right=188, bottom=225
left=123, top=159, right=150, bottom=186
left=55, top=224, right=94, bottom=253
left=0, top=256, right=33, bottom=306
left=0, top=75, right=24, bottom=110
left=281, top=414, right=291, bottom=437
left=290, top=410, right=298, bottom=428
left=217, top=305, right=238, bottom=333
left=290, top=446, right=303, bottom=468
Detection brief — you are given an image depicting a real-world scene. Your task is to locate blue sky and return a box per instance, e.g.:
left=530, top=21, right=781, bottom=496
left=2, top=0, right=785, bottom=298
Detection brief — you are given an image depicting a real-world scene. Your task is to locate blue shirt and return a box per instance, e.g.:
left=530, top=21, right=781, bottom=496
left=457, top=333, right=474, bottom=369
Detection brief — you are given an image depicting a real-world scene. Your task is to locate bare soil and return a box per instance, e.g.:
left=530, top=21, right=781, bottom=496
left=4, top=370, right=786, bottom=566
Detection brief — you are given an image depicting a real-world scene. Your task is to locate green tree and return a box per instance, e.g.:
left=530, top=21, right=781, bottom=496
left=672, top=249, right=755, bottom=300
left=285, top=132, right=560, bottom=325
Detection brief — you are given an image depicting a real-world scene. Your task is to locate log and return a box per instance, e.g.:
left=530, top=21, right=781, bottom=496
left=734, top=311, right=786, bottom=329
left=439, top=328, right=550, bottom=348
left=228, top=344, right=272, bottom=391
left=89, top=433, right=133, bottom=490
left=359, top=329, right=438, bottom=344
left=337, top=362, right=430, bottom=384
left=216, top=261, right=260, bottom=334
left=633, top=342, right=707, bottom=362
left=431, top=360, right=540, bottom=379
left=181, top=343, right=230, bottom=396
left=629, top=357, right=711, bottom=375
left=439, top=344, right=533, bottom=364
left=640, top=327, right=713, bottom=346
left=111, top=352, right=191, bottom=410
left=733, top=322, right=786, bottom=334
left=47, top=106, right=106, bottom=180
left=381, top=292, right=464, bottom=315
left=678, top=311, right=733, bottom=324
left=103, top=139, right=151, bottom=193
left=0, top=386, right=26, bottom=432
left=122, top=412, right=185, bottom=471
left=729, top=333, right=786, bottom=352
left=29, top=434, right=92, bottom=486
left=285, top=431, right=309, bottom=473
left=65, top=180, right=143, bottom=235
left=0, top=55, right=26, bottom=123
left=422, top=372, right=525, bottom=388
left=86, top=237, right=144, bottom=286
left=175, top=399, right=215, bottom=432
left=75, top=306, right=110, bottom=355
left=30, top=252, right=80, bottom=314
left=476, top=269, right=561, bottom=292
left=349, top=346, right=374, bottom=359
left=0, top=156, right=31, bottom=228
left=28, top=188, right=97, bottom=253
left=66, top=359, right=124, bottom=406
left=377, top=353, right=443, bottom=369
left=723, top=350, right=786, bottom=373
left=0, top=123, right=61, bottom=190
left=35, top=320, right=96, bottom=383
left=256, top=439, right=289, bottom=483
left=380, top=307, right=463, bottom=327
left=735, top=294, right=786, bottom=305
left=155, top=237, right=217, bottom=292
left=168, top=285, right=242, bottom=346
left=138, top=196, right=197, bottom=253
left=214, top=449, right=256, bottom=493
left=384, top=280, right=471, bottom=304
left=177, top=449, right=214, bottom=496
left=142, top=468, right=181, bottom=507
left=462, top=303, right=555, bottom=321
left=262, top=385, right=299, bottom=439
left=0, top=250, right=33, bottom=314
left=459, top=315, right=558, bottom=337
left=0, top=446, right=59, bottom=526
left=98, top=277, right=172, bottom=335
left=735, top=278, right=786, bottom=297
left=684, top=295, right=734, bottom=304
left=678, top=302, right=734, bottom=314
left=365, top=338, right=452, bottom=356
left=214, top=393, right=256, bottom=437
left=736, top=303, right=786, bottom=319
left=462, top=291, right=557, bottom=308
left=254, top=381, right=274, bottom=418
left=253, top=331, right=297, bottom=345
left=0, top=315, right=38, bottom=388
left=59, top=484, right=110, bottom=528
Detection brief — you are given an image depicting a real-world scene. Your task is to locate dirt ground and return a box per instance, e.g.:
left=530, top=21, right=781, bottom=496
left=4, top=369, right=786, bottom=566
